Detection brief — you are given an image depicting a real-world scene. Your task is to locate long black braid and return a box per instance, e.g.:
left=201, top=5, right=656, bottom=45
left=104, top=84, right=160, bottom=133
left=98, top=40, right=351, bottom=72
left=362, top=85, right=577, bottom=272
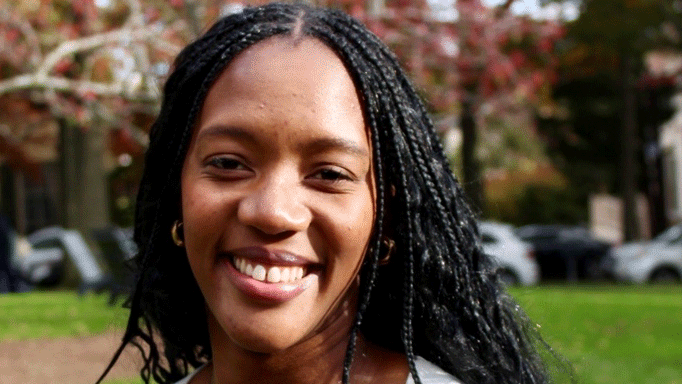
left=98, top=3, right=571, bottom=384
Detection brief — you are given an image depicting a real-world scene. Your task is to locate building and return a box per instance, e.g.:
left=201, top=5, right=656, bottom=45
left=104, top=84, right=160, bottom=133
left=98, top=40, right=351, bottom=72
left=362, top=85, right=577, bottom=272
left=660, top=95, right=682, bottom=224
left=646, top=51, right=682, bottom=225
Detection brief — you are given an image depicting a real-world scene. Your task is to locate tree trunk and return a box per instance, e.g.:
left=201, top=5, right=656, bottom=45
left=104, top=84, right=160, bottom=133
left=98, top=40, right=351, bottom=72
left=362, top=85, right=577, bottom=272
left=61, top=122, right=110, bottom=234
left=622, top=54, right=639, bottom=240
left=461, top=97, right=484, bottom=211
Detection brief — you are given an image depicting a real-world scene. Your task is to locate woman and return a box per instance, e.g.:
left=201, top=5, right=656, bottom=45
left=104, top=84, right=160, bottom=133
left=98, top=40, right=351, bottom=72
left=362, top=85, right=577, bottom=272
left=99, top=3, right=568, bottom=384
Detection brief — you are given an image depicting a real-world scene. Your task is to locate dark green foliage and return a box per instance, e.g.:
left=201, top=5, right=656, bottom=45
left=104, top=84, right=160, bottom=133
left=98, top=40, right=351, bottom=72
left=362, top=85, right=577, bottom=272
left=538, top=75, right=622, bottom=196
left=535, top=0, right=680, bottom=231
left=486, top=184, right=587, bottom=226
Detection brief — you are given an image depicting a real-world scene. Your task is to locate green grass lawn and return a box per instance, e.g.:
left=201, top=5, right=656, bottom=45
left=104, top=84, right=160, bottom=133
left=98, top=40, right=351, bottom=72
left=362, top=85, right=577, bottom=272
left=510, top=285, right=682, bottom=384
left=1, top=286, right=680, bottom=384
left=0, top=291, right=134, bottom=384
left=0, top=291, right=128, bottom=341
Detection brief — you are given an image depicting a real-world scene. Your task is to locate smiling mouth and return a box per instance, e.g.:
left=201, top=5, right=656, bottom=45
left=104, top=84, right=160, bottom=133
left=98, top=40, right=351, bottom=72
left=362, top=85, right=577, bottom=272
left=233, top=257, right=308, bottom=284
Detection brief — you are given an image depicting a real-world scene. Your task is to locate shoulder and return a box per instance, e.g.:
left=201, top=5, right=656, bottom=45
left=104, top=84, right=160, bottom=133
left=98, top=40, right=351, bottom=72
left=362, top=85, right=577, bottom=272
left=406, top=356, right=462, bottom=384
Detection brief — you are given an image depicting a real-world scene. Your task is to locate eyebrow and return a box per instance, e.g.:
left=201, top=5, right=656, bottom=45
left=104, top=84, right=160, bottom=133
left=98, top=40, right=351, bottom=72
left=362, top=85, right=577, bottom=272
left=196, top=125, right=259, bottom=145
left=304, top=137, right=369, bottom=158
left=196, top=124, right=369, bottom=158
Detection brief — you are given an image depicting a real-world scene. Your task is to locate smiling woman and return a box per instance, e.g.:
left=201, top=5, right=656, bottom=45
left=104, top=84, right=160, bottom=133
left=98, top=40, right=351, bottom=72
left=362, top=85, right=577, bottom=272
left=97, top=3, right=570, bottom=384
left=182, top=37, right=376, bottom=359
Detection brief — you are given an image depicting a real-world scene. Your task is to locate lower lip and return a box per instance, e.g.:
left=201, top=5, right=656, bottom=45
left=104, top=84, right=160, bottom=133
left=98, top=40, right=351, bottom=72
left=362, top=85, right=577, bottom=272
left=222, top=259, right=316, bottom=303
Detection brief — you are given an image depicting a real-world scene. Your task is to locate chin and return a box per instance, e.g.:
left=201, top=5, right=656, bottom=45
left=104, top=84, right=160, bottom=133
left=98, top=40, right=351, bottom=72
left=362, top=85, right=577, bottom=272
left=226, top=327, right=306, bottom=354
left=208, top=311, right=308, bottom=354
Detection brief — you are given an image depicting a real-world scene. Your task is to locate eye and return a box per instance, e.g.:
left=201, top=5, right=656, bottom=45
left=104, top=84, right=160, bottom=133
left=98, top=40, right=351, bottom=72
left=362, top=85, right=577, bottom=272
left=313, top=168, right=349, bottom=181
left=207, top=156, right=248, bottom=170
left=308, top=166, right=355, bottom=185
left=203, top=156, right=253, bottom=180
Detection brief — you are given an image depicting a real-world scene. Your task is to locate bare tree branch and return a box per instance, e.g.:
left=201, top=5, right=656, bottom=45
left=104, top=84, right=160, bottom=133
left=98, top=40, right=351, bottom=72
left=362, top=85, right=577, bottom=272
left=501, top=0, right=515, bottom=11
left=0, top=73, right=158, bottom=101
left=495, top=0, right=516, bottom=18
left=150, top=36, right=184, bottom=56
left=0, top=21, right=181, bottom=98
left=122, top=0, right=145, bottom=28
left=36, top=26, right=160, bottom=78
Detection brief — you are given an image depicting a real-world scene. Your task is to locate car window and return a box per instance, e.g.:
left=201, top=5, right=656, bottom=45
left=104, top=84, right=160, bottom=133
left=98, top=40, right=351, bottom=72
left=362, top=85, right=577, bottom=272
left=656, top=225, right=682, bottom=244
left=561, top=228, right=589, bottom=239
left=33, top=239, right=62, bottom=249
left=527, top=234, right=557, bottom=241
left=481, top=233, right=497, bottom=244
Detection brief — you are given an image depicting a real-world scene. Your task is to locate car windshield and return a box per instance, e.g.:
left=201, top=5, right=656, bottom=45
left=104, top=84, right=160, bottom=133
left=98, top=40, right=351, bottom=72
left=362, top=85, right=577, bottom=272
left=654, top=225, right=682, bottom=244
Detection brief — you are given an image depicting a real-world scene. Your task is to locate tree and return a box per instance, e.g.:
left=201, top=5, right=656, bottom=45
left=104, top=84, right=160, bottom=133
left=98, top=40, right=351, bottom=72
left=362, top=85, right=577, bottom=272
left=355, top=0, right=563, bottom=211
left=0, top=0, right=562, bottom=232
left=540, top=0, right=679, bottom=238
left=0, top=0, right=240, bottom=232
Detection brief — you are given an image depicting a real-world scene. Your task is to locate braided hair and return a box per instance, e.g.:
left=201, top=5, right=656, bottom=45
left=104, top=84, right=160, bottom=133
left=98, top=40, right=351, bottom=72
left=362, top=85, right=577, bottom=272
left=99, top=3, right=568, bottom=384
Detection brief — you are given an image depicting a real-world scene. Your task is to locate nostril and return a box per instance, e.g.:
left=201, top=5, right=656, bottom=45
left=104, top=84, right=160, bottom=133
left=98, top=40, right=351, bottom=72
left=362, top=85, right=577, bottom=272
left=253, top=227, right=298, bottom=240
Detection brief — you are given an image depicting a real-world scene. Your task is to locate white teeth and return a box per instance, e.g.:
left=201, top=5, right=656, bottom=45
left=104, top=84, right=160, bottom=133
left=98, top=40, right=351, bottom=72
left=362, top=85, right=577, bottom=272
left=234, top=257, right=306, bottom=284
left=252, top=265, right=266, bottom=281
left=266, top=267, right=281, bottom=283
left=280, top=267, right=290, bottom=283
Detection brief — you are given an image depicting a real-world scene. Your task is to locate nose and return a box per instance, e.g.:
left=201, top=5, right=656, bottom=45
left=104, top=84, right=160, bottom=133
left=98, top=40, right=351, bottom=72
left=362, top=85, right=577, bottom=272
left=237, top=171, right=311, bottom=236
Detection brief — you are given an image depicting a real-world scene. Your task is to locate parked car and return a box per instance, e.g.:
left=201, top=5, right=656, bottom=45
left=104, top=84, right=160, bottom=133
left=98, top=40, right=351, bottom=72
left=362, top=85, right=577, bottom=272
left=605, top=224, right=682, bottom=284
left=515, top=225, right=612, bottom=282
left=479, top=221, right=539, bottom=286
left=26, top=226, right=108, bottom=291
left=12, top=234, right=64, bottom=287
left=3, top=230, right=36, bottom=292
left=91, top=226, right=137, bottom=303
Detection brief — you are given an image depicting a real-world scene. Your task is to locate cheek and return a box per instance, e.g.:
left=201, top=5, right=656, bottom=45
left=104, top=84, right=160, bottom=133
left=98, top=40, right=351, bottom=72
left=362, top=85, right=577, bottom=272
left=332, top=189, right=376, bottom=262
left=180, top=183, right=229, bottom=263
left=182, top=183, right=232, bottom=224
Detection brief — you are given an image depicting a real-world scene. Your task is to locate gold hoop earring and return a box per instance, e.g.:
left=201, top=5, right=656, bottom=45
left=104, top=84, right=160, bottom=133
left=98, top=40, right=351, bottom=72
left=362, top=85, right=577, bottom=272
left=171, top=220, right=184, bottom=247
left=379, top=237, right=395, bottom=266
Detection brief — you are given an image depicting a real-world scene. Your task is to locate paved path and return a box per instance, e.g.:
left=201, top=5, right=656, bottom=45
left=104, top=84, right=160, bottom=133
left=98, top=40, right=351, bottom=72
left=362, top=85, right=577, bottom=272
left=0, top=332, right=140, bottom=384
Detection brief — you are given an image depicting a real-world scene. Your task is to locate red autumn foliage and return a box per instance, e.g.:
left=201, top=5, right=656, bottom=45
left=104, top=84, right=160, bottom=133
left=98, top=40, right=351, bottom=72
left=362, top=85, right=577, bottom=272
left=0, top=0, right=562, bottom=175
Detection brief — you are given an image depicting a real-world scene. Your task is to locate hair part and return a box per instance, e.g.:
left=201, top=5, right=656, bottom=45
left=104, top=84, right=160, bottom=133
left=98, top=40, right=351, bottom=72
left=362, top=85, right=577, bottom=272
left=99, top=3, right=572, bottom=384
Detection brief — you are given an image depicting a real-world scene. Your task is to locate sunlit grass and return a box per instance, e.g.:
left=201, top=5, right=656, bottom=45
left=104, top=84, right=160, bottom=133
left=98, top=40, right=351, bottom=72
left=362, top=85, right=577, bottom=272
left=3, top=286, right=681, bottom=383
left=0, top=291, right=128, bottom=341
left=510, top=284, right=682, bottom=384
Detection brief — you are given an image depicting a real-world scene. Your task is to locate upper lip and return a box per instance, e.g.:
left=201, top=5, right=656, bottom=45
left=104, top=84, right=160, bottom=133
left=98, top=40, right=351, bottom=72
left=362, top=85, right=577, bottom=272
left=228, top=246, right=318, bottom=266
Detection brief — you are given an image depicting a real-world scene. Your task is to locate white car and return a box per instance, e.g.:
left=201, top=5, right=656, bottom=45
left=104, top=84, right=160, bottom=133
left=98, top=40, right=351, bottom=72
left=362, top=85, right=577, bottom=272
left=23, top=227, right=107, bottom=290
left=479, top=221, right=539, bottom=286
left=12, top=234, right=64, bottom=286
left=608, top=224, right=682, bottom=284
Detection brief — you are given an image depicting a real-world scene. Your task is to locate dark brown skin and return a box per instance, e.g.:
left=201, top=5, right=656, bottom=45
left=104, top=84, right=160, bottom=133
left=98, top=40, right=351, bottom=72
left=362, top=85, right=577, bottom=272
left=181, top=36, right=409, bottom=384
left=192, top=286, right=409, bottom=384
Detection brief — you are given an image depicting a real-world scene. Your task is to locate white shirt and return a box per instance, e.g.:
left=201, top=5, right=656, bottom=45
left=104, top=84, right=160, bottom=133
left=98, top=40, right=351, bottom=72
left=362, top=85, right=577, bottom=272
left=174, top=356, right=461, bottom=384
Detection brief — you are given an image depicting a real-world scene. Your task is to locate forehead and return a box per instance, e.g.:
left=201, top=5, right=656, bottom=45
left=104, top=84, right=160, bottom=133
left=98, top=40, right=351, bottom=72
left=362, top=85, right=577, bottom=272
left=195, top=36, right=369, bottom=148
left=223, top=36, right=352, bottom=86
left=204, top=36, right=362, bottom=119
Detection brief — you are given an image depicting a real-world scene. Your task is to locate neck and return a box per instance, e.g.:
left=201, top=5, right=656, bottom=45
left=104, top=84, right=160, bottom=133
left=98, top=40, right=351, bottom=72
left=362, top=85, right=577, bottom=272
left=206, top=301, right=356, bottom=384
left=201, top=284, right=409, bottom=384
left=203, top=325, right=409, bottom=384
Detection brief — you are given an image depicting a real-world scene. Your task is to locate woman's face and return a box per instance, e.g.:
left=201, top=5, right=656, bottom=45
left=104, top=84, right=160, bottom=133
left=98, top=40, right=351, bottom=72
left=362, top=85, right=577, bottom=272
left=180, top=36, right=375, bottom=353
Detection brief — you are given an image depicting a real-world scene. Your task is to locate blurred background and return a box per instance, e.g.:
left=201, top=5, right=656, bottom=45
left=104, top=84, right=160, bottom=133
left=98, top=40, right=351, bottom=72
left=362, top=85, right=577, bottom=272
left=0, top=0, right=680, bottom=383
